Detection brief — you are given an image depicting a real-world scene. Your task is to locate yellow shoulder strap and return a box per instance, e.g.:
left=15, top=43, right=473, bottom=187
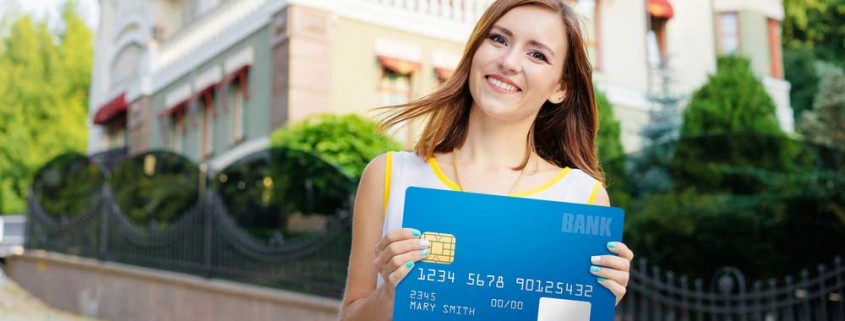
left=383, top=152, right=394, bottom=212
left=587, top=181, right=603, bottom=205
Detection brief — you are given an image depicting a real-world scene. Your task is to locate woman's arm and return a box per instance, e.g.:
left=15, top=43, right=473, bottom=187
left=339, top=155, right=430, bottom=321
left=339, top=155, right=391, bottom=321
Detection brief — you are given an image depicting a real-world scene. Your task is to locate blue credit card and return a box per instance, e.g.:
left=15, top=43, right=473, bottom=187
left=394, top=187, right=625, bottom=321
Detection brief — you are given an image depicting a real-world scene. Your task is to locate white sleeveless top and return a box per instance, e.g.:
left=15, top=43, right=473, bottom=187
left=377, top=151, right=601, bottom=286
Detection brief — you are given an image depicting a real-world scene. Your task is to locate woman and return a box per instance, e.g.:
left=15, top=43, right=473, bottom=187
left=340, top=1, right=634, bottom=320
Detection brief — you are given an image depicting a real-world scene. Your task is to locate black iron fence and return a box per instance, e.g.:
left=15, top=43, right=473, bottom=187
left=619, top=258, right=844, bottom=321
left=26, top=148, right=355, bottom=298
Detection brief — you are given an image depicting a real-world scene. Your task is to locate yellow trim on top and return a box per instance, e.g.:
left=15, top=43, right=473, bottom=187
left=510, top=167, right=572, bottom=197
left=427, top=156, right=573, bottom=197
left=587, top=181, right=603, bottom=205
left=427, top=157, right=462, bottom=191
left=383, top=152, right=393, bottom=212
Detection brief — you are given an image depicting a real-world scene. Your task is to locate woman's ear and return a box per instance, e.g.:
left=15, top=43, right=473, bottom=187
left=548, top=86, right=567, bottom=104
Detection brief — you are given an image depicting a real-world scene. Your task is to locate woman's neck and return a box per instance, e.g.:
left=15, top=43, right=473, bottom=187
left=457, top=106, right=537, bottom=172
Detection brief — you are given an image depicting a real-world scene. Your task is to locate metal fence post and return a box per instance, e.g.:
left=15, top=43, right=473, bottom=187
left=98, top=186, right=109, bottom=261
left=200, top=163, right=213, bottom=278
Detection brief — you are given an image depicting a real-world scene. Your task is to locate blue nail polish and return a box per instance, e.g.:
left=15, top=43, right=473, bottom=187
left=411, top=229, right=421, bottom=237
left=607, top=242, right=617, bottom=249
left=590, top=266, right=600, bottom=273
left=597, top=277, right=606, bottom=282
left=405, top=261, right=415, bottom=269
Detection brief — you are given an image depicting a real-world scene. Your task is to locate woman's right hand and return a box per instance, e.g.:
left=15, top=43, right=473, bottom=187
left=374, top=228, right=431, bottom=292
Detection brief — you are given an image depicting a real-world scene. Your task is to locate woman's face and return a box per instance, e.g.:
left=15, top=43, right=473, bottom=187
left=468, top=5, right=568, bottom=123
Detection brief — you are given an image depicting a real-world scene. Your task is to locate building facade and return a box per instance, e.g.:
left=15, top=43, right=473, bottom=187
left=88, top=0, right=793, bottom=170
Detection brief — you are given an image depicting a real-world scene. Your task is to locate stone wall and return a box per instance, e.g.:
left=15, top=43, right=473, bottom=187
left=6, top=251, right=342, bottom=321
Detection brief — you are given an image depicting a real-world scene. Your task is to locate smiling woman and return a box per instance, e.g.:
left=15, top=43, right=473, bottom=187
left=338, top=1, right=635, bottom=320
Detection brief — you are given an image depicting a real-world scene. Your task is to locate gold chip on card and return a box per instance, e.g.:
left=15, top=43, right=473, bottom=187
left=421, top=232, right=456, bottom=264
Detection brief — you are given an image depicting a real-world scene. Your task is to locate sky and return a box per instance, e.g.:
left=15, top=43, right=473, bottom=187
left=1, top=0, right=99, bottom=30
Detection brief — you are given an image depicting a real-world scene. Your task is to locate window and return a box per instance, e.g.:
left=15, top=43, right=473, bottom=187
left=648, top=16, right=669, bottom=67
left=646, top=0, right=673, bottom=67
left=231, top=81, right=244, bottom=143
left=574, top=0, right=602, bottom=70
left=434, top=68, right=453, bottom=87
left=380, top=69, right=412, bottom=106
left=768, top=18, right=783, bottom=79
left=718, top=12, right=740, bottom=55
left=108, top=125, right=127, bottom=149
left=380, top=69, right=414, bottom=147
left=201, top=100, right=214, bottom=158
left=170, top=114, right=185, bottom=153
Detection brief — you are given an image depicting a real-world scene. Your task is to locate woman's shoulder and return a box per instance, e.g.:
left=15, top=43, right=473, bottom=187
left=361, top=151, right=424, bottom=178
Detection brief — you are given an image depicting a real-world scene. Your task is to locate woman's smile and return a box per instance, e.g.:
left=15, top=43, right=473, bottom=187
left=485, top=75, right=523, bottom=94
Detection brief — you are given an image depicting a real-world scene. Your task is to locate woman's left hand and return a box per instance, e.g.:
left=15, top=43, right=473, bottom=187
left=590, top=242, right=634, bottom=305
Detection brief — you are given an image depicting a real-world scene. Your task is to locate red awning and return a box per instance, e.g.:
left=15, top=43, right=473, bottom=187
left=648, top=0, right=674, bottom=19
left=378, top=56, right=420, bottom=75
left=434, top=67, right=454, bottom=82
left=158, top=97, right=191, bottom=119
left=222, top=64, right=251, bottom=84
left=221, top=64, right=251, bottom=103
left=93, top=93, right=128, bottom=125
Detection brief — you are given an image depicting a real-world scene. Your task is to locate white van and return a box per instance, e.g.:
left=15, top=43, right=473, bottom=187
left=0, top=215, right=25, bottom=257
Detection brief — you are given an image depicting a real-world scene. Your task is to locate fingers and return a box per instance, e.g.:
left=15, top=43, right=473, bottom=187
left=376, top=228, right=431, bottom=288
left=589, top=264, right=629, bottom=287
left=591, top=242, right=634, bottom=306
left=590, top=255, right=630, bottom=274
left=375, top=228, right=421, bottom=253
left=590, top=242, right=634, bottom=273
left=376, top=238, right=431, bottom=272
left=384, top=249, right=431, bottom=287
left=607, top=242, right=634, bottom=261
left=597, top=277, right=627, bottom=306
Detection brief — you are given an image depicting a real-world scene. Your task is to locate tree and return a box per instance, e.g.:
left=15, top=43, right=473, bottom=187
left=782, top=0, right=845, bottom=135
left=270, top=114, right=402, bottom=178
left=680, top=56, right=783, bottom=138
left=0, top=1, right=92, bottom=214
left=800, top=63, right=845, bottom=148
left=784, top=46, right=820, bottom=122
left=783, top=0, right=845, bottom=66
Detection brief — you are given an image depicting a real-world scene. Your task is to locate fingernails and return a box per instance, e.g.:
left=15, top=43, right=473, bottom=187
left=405, top=261, right=415, bottom=269
left=597, top=277, right=606, bottom=282
left=411, top=229, right=421, bottom=237
left=590, top=266, right=600, bottom=273
left=607, top=242, right=617, bottom=249
left=591, top=256, right=601, bottom=264
left=420, top=249, right=430, bottom=257
left=419, top=239, right=431, bottom=248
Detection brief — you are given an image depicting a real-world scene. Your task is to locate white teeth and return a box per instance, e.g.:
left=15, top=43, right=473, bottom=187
left=488, top=77, right=518, bottom=92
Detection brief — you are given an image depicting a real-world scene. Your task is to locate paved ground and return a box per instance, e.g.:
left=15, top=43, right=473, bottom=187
left=0, top=268, right=100, bottom=321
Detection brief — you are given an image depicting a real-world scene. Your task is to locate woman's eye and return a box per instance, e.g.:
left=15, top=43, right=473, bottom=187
left=530, top=51, right=548, bottom=62
left=489, top=34, right=507, bottom=45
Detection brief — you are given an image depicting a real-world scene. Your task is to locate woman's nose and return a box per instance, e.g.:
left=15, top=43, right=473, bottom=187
left=498, top=49, right=522, bottom=74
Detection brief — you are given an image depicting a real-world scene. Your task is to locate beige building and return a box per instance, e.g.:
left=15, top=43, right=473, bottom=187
left=87, top=0, right=792, bottom=168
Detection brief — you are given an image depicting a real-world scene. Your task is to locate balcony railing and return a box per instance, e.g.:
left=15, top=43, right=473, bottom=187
left=359, top=0, right=494, bottom=23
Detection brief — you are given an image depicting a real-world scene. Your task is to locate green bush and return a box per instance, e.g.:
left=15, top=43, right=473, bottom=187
left=270, top=114, right=402, bottom=178
left=32, top=153, right=105, bottom=219
left=110, top=152, right=199, bottom=229
left=680, top=56, right=783, bottom=138
left=674, top=56, right=793, bottom=193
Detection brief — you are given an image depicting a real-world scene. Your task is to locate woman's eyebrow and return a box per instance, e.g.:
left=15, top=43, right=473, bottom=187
left=491, top=25, right=556, bottom=59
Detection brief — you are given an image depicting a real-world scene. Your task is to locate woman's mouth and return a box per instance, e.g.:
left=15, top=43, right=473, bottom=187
left=485, top=76, right=521, bottom=93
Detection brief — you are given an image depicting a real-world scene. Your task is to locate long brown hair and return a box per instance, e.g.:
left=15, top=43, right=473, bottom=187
left=380, top=0, right=604, bottom=184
